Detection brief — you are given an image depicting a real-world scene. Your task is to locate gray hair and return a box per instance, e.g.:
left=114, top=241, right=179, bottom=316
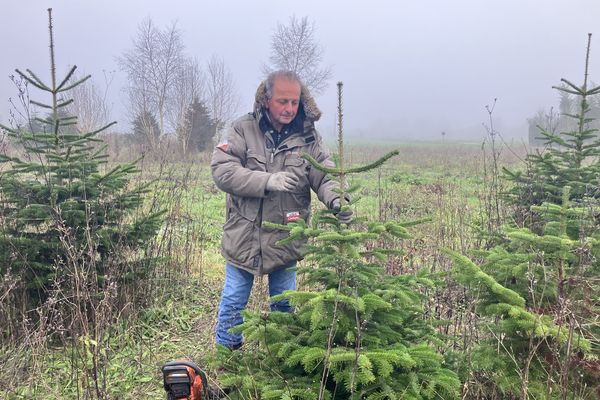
left=265, top=70, right=302, bottom=99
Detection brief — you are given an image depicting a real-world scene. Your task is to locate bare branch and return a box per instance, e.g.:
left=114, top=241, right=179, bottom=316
left=205, top=54, right=241, bottom=131
left=169, top=57, right=206, bottom=153
left=263, top=15, right=332, bottom=95
left=117, top=18, right=185, bottom=150
left=61, top=71, right=111, bottom=134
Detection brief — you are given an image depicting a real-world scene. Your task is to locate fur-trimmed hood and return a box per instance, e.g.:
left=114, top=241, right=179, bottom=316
left=253, top=80, right=322, bottom=123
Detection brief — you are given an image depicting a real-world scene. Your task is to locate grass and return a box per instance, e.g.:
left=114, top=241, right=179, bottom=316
left=1, top=277, right=222, bottom=399
left=1, top=139, right=525, bottom=399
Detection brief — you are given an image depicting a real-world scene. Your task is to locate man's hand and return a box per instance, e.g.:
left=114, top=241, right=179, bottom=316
left=331, top=198, right=353, bottom=225
left=266, top=171, right=299, bottom=192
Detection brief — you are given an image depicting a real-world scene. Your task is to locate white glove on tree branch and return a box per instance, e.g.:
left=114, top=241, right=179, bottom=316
left=266, top=171, right=299, bottom=192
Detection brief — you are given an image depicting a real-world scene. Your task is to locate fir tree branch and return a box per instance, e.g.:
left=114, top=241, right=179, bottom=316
left=55, top=65, right=78, bottom=91
left=587, top=85, right=600, bottom=95
left=34, top=117, right=54, bottom=126
left=85, top=121, right=117, bottom=136
left=557, top=78, right=584, bottom=94
left=29, top=100, right=54, bottom=109
left=301, top=150, right=399, bottom=175
left=552, top=86, right=582, bottom=96
left=24, top=68, right=50, bottom=90
left=56, top=98, right=74, bottom=108
left=0, top=123, right=17, bottom=134
left=442, top=248, right=526, bottom=308
left=57, top=74, right=92, bottom=93
left=0, top=154, right=22, bottom=163
left=397, top=217, right=432, bottom=228
left=15, top=69, right=51, bottom=92
left=301, top=152, right=340, bottom=174
left=345, top=150, right=399, bottom=174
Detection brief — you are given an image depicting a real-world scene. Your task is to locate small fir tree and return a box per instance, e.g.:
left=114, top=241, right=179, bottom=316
left=217, top=83, right=460, bottom=399
left=445, top=187, right=599, bottom=398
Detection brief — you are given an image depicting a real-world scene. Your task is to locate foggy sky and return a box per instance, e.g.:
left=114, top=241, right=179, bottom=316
left=2, top=0, right=600, bottom=141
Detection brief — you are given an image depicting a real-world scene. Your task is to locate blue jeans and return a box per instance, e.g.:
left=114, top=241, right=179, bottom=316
left=215, top=262, right=296, bottom=349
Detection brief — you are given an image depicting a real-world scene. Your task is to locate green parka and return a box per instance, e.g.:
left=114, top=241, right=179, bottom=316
left=210, top=80, right=339, bottom=275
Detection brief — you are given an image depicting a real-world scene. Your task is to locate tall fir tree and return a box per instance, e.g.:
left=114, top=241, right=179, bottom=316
left=132, top=110, right=160, bottom=147
left=185, top=97, right=217, bottom=153
left=0, top=9, right=164, bottom=307
left=217, top=83, right=460, bottom=399
left=447, top=35, right=600, bottom=399
left=504, top=34, right=600, bottom=226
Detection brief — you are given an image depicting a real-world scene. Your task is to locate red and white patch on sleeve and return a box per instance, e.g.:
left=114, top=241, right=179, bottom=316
left=216, top=138, right=229, bottom=151
left=285, top=211, right=300, bottom=223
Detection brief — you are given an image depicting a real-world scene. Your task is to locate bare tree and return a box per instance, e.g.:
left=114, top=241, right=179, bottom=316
left=206, top=54, right=241, bottom=133
left=168, top=57, right=205, bottom=154
left=118, top=18, right=184, bottom=150
left=263, top=15, right=332, bottom=95
left=62, top=70, right=113, bottom=134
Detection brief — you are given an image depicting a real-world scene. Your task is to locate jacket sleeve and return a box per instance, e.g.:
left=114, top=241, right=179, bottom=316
left=211, top=124, right=271, bottom=198
left=308, top=133, right=339, bottom=208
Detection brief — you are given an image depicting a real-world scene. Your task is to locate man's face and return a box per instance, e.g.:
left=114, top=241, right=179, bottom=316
left=266, top=77, right=301, bottom=131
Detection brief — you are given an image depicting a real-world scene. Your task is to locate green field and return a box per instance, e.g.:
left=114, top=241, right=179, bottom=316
left=0, top=139, right=513, bottom=398
left=4, top=136, right=599, bottom=399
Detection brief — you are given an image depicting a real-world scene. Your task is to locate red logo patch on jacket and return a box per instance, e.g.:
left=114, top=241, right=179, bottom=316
left=285, top=211, right=300, bottom=223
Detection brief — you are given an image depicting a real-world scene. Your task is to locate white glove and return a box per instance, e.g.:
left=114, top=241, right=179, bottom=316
left=266, top=171, right=299, bottom=192
left=331, top=198, right=353, bottom=224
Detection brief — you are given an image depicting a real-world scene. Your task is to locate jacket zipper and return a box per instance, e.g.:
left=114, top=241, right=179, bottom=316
left=259, top=146, right=274, bottom=276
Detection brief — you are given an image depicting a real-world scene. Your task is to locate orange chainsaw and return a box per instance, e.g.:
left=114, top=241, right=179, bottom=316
left=162, top=360, right=208, bottom=400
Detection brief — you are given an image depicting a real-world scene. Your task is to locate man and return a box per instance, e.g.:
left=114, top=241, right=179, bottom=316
left=210, top=70, right=351, bottom=349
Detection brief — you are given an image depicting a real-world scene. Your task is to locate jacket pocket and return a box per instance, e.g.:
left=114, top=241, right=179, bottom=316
left=283, top=154, right=309, bottom=190
left=283, top=154, right=304, bottom=167
left=276, top=198, right=310, bottom=262
left=222, top=211, right=256, bottom=266
left=281, top=192, right=311, bottom=224
left=246, top=149, right=267, bottom=171
left=230, top=195, right=261, bottom=222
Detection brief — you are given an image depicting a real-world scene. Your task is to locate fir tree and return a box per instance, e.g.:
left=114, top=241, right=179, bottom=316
left=448, top=35, right=600, bottom=399
left=217, top=83, right=460, bottom=399
left=505, top=34, right=600, bottom=224
left=445, top=187, right=599, bottom=398
left=183, top=97, right=217, bottom=153
left=0, top=9, right=163, bottom=305
left=132, top=110, right=160, bottom=147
